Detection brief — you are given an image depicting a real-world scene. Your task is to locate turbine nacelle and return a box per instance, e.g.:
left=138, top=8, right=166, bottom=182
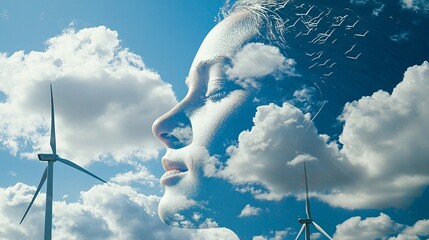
left=38, top=153, right=58, bottom=162
left=298, top=218, right=312, bottom=224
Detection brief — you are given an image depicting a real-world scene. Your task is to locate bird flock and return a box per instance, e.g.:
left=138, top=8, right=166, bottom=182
left=277, top=3, right=369, bottom=79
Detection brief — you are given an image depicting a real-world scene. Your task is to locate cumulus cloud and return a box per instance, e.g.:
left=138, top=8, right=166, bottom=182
left=110, top=164, right=158, bottom=188
left=0, top=183, right=238, bottom=240
left=321, top=61, right=429, bottom=209
left=226, top=43, right=298, bottom=87
left=333, top=213, right=429, bottom=240
left=0, top=26, right=177, bottom=166
left=333, top=213, right=402, bottom=240
left=252, top=229, right=289, bottom=240
left=219, top=61, right=429, bottom=209
left=238, top=204, right=262, bottom=218
left=390, top=219, right=429, bottom=240
left=219, top=102, right=356, bottom=201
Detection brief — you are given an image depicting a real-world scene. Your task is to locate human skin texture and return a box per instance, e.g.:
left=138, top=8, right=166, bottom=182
left=152, top=9, right=265, bottom=230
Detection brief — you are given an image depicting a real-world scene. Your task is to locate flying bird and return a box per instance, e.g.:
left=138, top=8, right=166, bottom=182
left=354, top=30, right=369, bottom=37
left=345, top=19, right=360, bottom=30
left=346, top=53, right=362, bottom=60
left=296, top=5, right=315, bottom=16
left=344, top=44, right=356, bottom=55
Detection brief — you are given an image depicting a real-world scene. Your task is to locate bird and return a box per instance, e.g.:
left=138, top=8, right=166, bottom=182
left=346, top=53, right=362, bottom=60
left=312, top=51, right=324, bottom=61
left=297, top=5, right=315, bottom=16
left=318, top=59, right=331, bottom=66
left=308, top=63, right=318, bottom=69
left=344, top=44, right=356, bottom=55
left=286, top=18, right=301, bottom=29
left=354, top=30, right=369, bottom=37
left=345, top=19, right=360, bottom=30
left=331, top=15, right=348, bottom=27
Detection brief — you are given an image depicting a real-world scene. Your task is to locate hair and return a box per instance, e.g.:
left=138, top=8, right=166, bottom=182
left=221, top=0, right=291, bottom=47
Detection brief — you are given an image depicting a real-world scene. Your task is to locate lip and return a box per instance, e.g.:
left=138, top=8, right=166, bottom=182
left=160, top=158, right=188, bottom=186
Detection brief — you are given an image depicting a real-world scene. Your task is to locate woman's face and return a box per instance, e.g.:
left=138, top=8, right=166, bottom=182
left=152, top=10, right=263, bottom=228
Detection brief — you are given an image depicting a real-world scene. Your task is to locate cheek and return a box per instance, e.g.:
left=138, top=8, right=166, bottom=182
left=190, top=91, right=254, bottom=147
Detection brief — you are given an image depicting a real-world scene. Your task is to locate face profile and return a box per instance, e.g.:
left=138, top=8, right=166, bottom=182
left=152, top=9, right=263, bottom=227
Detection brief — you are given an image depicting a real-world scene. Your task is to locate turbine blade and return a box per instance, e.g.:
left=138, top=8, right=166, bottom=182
left=20, top=167, right=48, bottom=224
left=304, top=162, right=311, bottom=219
left=295, top=225, right=306, bottom=240
left=57, top=158, right=106, bottom=183
left=49, top=83, right=56, bottom=155
left=312, top=221, right=333, bottom=240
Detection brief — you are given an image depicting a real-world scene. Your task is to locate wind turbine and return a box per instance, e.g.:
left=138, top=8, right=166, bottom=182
left=20, top=83, right=106, bottom=240
left=295, top=162, right=333, bottom=240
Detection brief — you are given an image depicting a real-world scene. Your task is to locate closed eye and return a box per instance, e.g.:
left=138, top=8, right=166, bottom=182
left=206, top=78, right=243, bottom=102
left=207, top=90, right=229, bottom=101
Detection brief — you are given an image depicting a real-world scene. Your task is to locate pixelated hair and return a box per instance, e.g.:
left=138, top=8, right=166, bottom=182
left=220, top=0, right=290, bottom=47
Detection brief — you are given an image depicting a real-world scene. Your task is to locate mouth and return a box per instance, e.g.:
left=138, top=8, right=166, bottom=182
left=160, top=158, right=188, bottom=186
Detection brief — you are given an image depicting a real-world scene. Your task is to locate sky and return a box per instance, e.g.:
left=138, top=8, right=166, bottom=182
left=1, top=0, right=429, bottom=239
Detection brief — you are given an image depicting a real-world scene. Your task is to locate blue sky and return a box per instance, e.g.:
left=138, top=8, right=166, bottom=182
left=1, top=0, right=429, bottom=239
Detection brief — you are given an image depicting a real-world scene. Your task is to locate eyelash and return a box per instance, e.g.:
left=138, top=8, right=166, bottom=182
left=207, top=90, right=229, bottom=102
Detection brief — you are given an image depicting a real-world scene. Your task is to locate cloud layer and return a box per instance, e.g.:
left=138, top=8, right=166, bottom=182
left=220, top=61, right=429, bottom=209
left=0, top=183, right=238, bottom=240
left=0, top=26, right=177, bottom=166
left=333, top=213, right=429, bottom=240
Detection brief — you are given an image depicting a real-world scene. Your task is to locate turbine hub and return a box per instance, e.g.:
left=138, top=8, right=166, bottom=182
left=298, top=218, right=312, bottom=224
left=38, top=153, right=57, bottom=162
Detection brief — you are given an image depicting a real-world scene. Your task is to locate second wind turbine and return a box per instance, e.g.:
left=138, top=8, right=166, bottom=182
left=20, top=83, right=106, bottom=240
left=295, top=162, right=333, bottom=240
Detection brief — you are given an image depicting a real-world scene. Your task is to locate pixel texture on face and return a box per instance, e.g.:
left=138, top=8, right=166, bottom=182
left=152, top=10, right=266, bottom=228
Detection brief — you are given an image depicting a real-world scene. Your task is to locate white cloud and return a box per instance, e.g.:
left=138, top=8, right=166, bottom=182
left=220, top=61, right=429, bottom=209
left=199, top=218, right=219, bottom=229
left=226, top=43, right=298, bottom=87
left=0, top=183, right=45, bottom=240
left=220, top=102, right=356, bottom=201
left=333, top=213, right=429, bottom=240
left=310, top=232, right=321, bottom=239
left=0, top=26, right=177, bottom=166
left=0, top=183, right=238, bottom=240
left=390, top=219, right=429, bottom=240
left=110, top=164, right=158, bottom=187
left=321, top=61, right=429, bottom=209
left=238, top=204, right=262, bottom=218
left=401, top=0, right=429, bottom=12
left=333, top=213, right=402, bottom=240
left=252, top=229, right=290, bottom=240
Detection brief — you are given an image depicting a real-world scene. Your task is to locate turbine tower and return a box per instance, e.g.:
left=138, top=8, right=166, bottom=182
left=295, top=162, right=333, bottom=240
left=20, top=83, right=106, bottom=240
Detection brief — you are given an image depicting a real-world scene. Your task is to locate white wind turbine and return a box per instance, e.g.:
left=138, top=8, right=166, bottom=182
left=295, top=162, right=333, bottom=240
left=20, top=84, right=106, bottom=240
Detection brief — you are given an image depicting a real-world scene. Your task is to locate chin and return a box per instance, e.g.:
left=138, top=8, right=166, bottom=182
left=157, top=180, right=205, bottom=229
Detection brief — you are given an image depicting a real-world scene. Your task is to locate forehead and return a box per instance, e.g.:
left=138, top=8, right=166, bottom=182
left=190, top=10, right=259, bottom=69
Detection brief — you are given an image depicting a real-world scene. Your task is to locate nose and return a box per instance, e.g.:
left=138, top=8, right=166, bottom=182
left=152, top=105, right=193, bottom=149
